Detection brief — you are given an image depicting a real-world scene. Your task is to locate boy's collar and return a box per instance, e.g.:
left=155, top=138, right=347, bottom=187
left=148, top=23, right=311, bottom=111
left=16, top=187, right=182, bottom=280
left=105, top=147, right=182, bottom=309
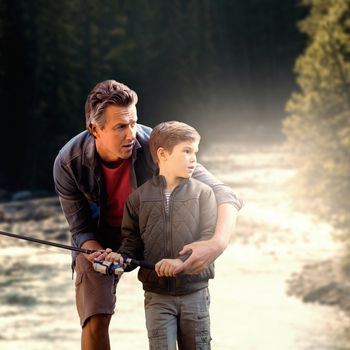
left=152, top=174, right=190, bottom=188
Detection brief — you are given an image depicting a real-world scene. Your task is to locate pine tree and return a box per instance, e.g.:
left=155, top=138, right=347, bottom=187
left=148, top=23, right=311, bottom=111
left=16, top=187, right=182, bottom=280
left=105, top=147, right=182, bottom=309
left=283, top=0, right=350, bottom=237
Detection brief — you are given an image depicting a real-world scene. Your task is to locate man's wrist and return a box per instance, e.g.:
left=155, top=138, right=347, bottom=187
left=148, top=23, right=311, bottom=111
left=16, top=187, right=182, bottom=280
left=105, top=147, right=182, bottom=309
left=210, top=235, right=228, bottom=254
left=75, top=232, right=99, bottom=248
left=81, top=240, right=103, bottom=250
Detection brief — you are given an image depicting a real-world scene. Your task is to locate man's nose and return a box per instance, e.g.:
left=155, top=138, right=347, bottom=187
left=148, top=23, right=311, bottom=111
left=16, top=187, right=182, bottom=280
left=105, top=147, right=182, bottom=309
left=191, top=154, right=197, bottom=162
left=126, top=125, right=136, bottom=140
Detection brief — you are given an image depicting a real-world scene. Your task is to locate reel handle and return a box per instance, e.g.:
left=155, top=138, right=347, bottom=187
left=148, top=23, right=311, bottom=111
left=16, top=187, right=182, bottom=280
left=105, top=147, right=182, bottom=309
left=93, top=259, right=124, bottom=277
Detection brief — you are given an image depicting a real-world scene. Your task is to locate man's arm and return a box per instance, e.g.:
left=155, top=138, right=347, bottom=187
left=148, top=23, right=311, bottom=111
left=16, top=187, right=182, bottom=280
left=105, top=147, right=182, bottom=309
left=192, top=163, right=243, bottom=210
left=174, top=203, right=237, bottom=275
left=53, top=154, right=100, bottom=257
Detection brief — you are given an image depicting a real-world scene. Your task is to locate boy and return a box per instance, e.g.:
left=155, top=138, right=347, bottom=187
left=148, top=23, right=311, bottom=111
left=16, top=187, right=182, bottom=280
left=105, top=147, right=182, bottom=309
left=117, top=121, right=217, bottom=349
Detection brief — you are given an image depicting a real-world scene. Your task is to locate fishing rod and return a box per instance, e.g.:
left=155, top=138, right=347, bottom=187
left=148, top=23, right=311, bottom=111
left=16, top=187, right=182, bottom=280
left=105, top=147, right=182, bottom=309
left=0, top=229, right=155, bottom=275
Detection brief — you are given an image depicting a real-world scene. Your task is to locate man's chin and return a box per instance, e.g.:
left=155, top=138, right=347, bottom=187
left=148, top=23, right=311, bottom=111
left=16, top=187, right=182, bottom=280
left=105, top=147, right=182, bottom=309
left=119, top=149, right=133, bottom=159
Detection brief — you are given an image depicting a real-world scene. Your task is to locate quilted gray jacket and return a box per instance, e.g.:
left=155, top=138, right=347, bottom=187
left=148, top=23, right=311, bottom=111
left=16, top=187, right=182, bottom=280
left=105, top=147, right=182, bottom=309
left=118, top=175, right=217, bottom=296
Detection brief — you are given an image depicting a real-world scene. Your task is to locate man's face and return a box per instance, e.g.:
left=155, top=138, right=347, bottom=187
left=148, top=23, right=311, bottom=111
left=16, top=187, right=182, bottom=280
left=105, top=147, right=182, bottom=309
left=164, top=140, right=199, bottom=178
left=92, top=104, right=137, bottom=165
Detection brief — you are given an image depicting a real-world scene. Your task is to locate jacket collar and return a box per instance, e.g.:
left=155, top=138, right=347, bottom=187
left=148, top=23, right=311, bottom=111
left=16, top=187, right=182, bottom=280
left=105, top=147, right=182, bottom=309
left=152, top=174, right=190, bottom=188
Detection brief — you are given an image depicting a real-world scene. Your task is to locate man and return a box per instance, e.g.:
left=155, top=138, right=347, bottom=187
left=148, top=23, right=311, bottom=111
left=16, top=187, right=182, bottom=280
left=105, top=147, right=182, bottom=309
left=53, top=80, right=242, bottom=350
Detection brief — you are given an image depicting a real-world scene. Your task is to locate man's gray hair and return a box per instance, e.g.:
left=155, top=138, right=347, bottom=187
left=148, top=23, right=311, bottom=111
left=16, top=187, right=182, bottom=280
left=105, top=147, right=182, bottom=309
left=85, top=80, right=138, bottom=134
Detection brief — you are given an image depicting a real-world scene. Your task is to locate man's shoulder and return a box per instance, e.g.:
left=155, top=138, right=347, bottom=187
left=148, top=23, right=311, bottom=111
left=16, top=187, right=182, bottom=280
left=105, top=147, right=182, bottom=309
left=136, top=124, right=152, bottom=143
left=58, top=131, right=91, bottom=163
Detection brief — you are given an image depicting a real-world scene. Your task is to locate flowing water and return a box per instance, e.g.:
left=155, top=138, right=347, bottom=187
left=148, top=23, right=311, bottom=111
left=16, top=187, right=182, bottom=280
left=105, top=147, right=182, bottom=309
left=0, top=142, right=349, bottom=349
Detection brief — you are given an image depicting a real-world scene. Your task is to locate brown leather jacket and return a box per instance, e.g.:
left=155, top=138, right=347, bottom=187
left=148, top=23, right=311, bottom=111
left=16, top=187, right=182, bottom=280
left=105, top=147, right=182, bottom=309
left=118, top=175, right=217, bottom=296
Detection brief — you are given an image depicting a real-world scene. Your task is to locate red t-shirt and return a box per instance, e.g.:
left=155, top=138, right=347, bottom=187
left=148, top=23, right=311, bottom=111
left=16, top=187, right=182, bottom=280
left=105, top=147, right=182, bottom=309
left=101, top=159, right=132, bottom=227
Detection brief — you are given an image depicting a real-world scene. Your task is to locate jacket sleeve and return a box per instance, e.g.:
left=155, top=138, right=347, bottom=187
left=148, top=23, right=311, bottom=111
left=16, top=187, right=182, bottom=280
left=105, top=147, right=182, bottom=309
left=53, top=154, right=99, bottom=247
left=198, top=187, right=218, bottom=241
left=118, top=195, right=144, bottom=262
left=192, top=163, right=243, bottom=210
left=177, top=186, right=218, bottom=263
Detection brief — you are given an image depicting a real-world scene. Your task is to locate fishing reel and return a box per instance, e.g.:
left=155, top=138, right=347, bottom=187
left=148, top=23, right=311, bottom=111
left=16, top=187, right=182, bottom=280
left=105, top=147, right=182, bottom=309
left=93, top=259, right=124, bottom=277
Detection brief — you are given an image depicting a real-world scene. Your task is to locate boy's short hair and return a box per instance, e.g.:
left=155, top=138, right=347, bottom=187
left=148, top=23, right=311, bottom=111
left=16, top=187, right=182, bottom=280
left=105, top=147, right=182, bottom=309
left=149, top=121, right=200, bottom=164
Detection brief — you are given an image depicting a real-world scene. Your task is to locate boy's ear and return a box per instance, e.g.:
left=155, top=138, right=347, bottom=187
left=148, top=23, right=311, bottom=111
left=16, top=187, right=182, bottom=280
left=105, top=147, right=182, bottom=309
left=157, top=147, right=168, bottom=162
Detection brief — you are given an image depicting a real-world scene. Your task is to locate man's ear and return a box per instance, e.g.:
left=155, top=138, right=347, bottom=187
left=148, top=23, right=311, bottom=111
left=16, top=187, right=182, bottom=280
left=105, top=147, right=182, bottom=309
left=90, top=123, right=99, bottom=138
left=157, top=147, right=168, bottom=162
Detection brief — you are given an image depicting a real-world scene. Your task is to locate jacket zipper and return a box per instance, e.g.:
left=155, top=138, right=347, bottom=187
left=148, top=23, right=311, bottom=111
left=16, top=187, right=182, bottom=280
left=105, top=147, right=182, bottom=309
left=162, top=184, right=179, bottom=292
left=160, top=186, right=170, bottom=291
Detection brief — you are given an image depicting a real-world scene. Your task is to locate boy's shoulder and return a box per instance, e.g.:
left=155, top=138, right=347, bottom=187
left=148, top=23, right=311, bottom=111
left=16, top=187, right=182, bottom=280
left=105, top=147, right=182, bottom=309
left=126, top=178, right=154, bottom=203
left=127, top=177, right=214, bottom=204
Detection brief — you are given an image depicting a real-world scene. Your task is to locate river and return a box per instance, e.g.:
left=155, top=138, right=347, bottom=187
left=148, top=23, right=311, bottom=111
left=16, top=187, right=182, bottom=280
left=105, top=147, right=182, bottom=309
left=0, top=142, right=349, bottom=349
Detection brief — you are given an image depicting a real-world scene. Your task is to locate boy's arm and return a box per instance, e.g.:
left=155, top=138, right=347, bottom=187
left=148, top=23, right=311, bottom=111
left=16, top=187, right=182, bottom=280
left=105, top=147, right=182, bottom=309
left=174, top=200, right=237, bottom=275
left=176, top=163, right=240, bottom=274
left=118, top=196, right=144, bottom=263
left=197, top=187, right=218, bottom=241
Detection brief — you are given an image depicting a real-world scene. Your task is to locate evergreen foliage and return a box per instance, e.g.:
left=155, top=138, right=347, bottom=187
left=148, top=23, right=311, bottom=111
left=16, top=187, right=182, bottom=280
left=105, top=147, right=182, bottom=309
left=0, top=0, right=304, bottom=192
left=283, top=0, right=350, bottom=237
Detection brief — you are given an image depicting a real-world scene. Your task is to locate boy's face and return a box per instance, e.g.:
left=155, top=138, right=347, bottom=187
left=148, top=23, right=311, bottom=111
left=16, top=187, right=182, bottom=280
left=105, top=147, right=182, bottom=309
left=162, top=140, right=199, bottom=178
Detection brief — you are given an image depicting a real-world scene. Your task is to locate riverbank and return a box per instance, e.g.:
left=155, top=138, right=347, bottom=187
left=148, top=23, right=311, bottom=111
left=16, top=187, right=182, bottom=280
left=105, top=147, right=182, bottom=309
left=287, top=255, right=350, bottom=315
left=1, top=143, right=350, bottom=349
left=1, top=195, right=349, bottom=316
left=202, top=142, right=350, bottom=321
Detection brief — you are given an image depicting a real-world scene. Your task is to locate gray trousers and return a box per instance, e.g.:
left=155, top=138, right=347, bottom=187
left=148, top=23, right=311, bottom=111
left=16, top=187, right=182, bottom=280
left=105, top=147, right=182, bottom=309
left=144, top=288, right=211, bottom=350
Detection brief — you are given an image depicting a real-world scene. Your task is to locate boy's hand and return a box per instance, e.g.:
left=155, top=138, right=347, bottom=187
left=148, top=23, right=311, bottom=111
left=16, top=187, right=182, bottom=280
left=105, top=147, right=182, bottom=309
left=155, top=258, right=183, bottom=277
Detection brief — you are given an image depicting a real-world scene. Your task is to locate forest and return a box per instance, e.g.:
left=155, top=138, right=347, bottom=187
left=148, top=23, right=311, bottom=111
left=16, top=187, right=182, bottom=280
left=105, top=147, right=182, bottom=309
left=0, top=0, right=306, bottom=192
left=1, top=2, right=350, bottom=347
left=283, top=0, right=350, bottom=240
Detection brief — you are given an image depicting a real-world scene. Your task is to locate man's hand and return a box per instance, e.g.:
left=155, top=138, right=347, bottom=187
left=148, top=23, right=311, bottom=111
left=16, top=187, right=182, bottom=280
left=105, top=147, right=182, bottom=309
left=155, top=258, right=183, bottom=277
left=104, top=248, right=124, bottom=265
left=81, top=240, right=107, bottom=263
left=173, top=239, right=224, bottom=275
left=173, top=204, right=238, bottom=275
